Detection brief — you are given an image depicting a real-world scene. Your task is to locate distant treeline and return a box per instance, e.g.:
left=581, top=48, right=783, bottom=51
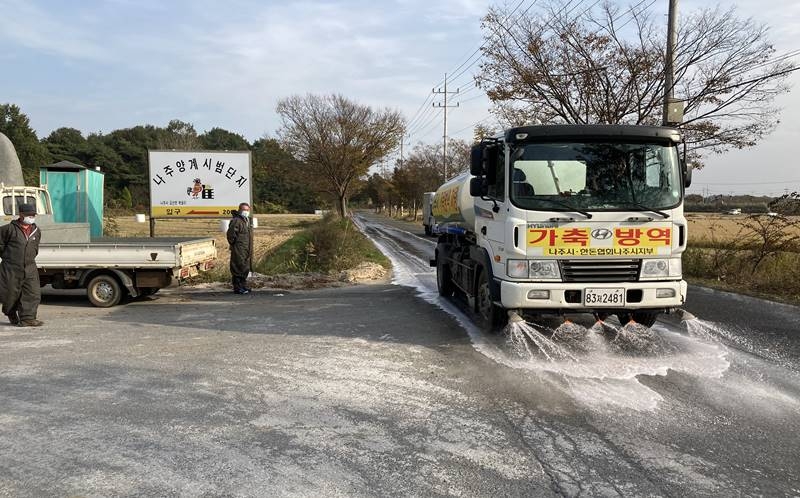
left=1, top=104, right=321, bottom=213
left=685, top=203, right=770, bottom=214
left=685, top=193, right=800, bottom=215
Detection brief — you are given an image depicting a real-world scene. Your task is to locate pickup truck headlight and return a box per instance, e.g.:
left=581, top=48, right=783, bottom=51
left=507, top=259, right=561, bottom=280
left=640, top=258, right=682, bottom=279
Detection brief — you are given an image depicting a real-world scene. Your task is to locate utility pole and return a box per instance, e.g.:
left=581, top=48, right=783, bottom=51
left=433, top=73, right=459, bottom=180
left=662, top=0, right=683, bottom=126
left=398, top=133, right=410, bottom=168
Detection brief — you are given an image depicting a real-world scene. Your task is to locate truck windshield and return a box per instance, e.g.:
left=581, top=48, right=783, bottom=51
left=509, top=142, right=682, bottom=211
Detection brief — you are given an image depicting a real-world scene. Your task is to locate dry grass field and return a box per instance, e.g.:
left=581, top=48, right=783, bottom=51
left=686, top=213, right=800, bottom=245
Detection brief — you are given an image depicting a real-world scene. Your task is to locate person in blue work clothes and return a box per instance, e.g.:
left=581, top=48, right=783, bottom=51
left=0, top=203, right=43, bottom=326
left=226, top=202, right=252, bottom=294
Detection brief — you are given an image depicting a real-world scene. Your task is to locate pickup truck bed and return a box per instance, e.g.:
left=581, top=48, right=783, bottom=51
left=37, top=237, right=217, bottom=269
left=34, top=237, right=218, bottom=307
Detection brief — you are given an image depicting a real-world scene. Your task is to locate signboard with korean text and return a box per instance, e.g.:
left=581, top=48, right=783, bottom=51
left=148, top=150, right=252, bottom=218
left=527, top=223, right=673, bottom=257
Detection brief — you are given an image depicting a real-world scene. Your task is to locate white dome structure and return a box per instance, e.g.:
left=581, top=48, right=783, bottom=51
left=0, top=132, right=26, bottom=185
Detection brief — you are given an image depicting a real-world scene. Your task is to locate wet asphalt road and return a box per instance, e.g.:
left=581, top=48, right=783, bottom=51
left=0, top=213, right=799, bottom=497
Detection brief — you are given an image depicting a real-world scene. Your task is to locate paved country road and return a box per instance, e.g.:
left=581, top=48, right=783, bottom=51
left=1, top=214, right=799, bottom=497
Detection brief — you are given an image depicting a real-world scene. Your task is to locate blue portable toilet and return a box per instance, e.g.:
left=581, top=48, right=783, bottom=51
left=40, top=160, right=105, bottom=237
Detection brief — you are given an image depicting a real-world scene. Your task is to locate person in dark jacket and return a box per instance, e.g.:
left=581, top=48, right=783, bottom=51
left=226, top=202, right=252, bottom=294
left=0, top=203, right=43, bottom=326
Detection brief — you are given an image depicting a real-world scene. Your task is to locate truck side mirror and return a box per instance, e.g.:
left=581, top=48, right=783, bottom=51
left=485, top=149, right=498, bottom=185
left=470, top=146, right=484, bottom=176
left=469, top=177, right=487, bottom=197
left=683, top=159, right=692, bottom=188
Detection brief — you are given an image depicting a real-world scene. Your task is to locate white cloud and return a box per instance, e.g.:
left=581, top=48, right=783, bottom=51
left=0, top=0, right=107, bottom=60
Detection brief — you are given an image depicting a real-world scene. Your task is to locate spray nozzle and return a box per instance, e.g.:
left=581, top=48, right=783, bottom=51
left=676, top=309, right=697, bottom=321
left=507, top=310, right=525, bottom=323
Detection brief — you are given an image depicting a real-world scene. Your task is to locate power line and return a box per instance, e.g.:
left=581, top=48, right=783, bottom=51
left=458, top=93, right=488, bottom=105
left=404, top=93, right=436, bottom=132
left=415, top=109, right=446, bottom=141
left=451, top=114, right=495, bottom=137
left=443, top=0, right=530, bottom=83
left=408, top=108, right=442, bottom=141
left=404, top=0, right=535, bottom=145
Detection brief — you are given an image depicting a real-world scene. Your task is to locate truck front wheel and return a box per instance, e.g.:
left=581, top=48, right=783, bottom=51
left=476, top=269, right=507, bottom=334
left=436, top=255, right=455, bottom=297
left=87, top=274, right=123, bottom=308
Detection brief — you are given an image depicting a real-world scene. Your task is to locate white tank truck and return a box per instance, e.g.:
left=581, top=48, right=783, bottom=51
left=430, top=124, right=692, bottom=332
left=0, top=132, right=217, bottom=307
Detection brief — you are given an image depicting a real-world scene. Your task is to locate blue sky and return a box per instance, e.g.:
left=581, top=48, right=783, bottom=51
left=1, top=0, right=798, bottom=195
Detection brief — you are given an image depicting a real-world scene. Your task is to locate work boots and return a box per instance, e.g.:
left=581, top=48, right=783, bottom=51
left=18, top=319, right=44, bottom=327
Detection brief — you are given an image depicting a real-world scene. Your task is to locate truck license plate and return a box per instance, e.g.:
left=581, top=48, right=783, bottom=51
left=584, top=288, right=625, bottom=307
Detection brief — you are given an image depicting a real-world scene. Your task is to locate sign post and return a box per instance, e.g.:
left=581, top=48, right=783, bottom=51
left=147, top=150, right=253, bottom=236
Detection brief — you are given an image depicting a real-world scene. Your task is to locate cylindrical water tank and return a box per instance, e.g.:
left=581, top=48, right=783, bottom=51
left=431, top=172, right=476, bottom=228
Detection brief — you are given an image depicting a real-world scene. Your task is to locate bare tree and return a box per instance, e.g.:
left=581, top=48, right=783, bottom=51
left=475, top=1, right=796, bottom=166
left=276, top=94, right=403, bottom=216
left=389, top=139, right=471, bottom=220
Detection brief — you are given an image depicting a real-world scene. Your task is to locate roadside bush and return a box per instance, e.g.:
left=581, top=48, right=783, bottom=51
left=257, top=214, right=389, bottom=274
left=103, top=216, right=120, bottom=236
left=684, top=247, right=800, bottom=304
left=254, top=201, right=289, bottom=214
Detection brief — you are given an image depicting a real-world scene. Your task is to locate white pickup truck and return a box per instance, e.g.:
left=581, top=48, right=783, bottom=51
left=1, top=184, right=217, bottom=307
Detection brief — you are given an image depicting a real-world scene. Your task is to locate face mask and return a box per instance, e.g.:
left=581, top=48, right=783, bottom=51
left=22, top=216, right=36, bottom=225
left=240, top=210, right=250, bottom=218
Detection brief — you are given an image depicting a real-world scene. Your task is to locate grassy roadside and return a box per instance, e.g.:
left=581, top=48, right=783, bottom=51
left=256, top=214, right=390, bottom=276
left=683, top=247, right=800, bottom=306
left=681, top=213, right=800, bottom=306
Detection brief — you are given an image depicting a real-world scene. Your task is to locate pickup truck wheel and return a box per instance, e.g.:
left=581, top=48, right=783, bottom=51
left=616, top=311, right=659, bottom=328
left=87, top=275, right=123, bottom=308
left=476, top=269, right=507, bottom=334
left=436, top=255, right=455, bottom=297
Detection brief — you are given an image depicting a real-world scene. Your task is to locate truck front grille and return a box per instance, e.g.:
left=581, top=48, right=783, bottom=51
left=560, top=259, right=641, bottom=283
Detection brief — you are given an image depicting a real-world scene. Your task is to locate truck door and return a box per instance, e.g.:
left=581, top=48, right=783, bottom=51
left=474, top=145, right=507, bottom=270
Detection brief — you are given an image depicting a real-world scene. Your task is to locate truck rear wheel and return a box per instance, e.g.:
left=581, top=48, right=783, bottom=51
left=87, top=274, right=123, bottom=308
left=436, top=255, right=455, bottom=297
left=476, top=269, right=507, bottom=334
left=616, top=311, right=659, bottom=328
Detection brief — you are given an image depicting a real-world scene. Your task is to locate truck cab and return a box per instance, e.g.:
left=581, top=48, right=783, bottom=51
left=434, top=124, right=692, bottom=330
left=0, top=184, right=54, bottom=218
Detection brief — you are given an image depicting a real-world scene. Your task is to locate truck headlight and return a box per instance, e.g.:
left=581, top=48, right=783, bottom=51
left=507, top=260, right=529, bottom=278
left=529, top=260, right=560, bottom=280
left=641, top=259, right=668, bottom=278
left=506, top=260, right=561, bottom=280
left=640, top=258, right=681, bottom=279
